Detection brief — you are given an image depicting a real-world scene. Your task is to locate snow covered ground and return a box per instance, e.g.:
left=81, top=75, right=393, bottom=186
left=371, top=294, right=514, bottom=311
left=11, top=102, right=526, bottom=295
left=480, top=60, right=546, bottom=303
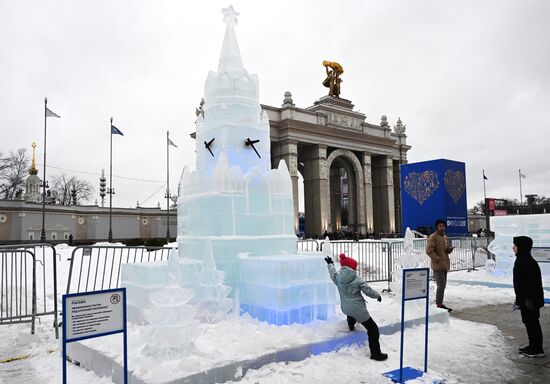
left=0, top=245, right=529, bottom=383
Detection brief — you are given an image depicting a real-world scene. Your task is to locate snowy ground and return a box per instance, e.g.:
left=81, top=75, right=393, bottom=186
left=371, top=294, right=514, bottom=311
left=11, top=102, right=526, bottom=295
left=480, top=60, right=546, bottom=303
left=226, top=320, right=519, bottom=384
left=0, top=245, right=531, bottom=383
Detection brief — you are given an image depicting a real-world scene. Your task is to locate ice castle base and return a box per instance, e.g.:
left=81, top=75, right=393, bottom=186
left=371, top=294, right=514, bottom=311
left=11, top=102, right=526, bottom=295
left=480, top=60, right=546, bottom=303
left=66, top=311, right=450, bottom=384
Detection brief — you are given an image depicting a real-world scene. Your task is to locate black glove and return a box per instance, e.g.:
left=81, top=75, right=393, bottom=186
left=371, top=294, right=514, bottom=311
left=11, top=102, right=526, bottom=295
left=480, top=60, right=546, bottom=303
left=324, top=256, right=333, bottom=265
left=377, top=296, right=382, bottom=303
left=525, top=299, right=535, bottom=310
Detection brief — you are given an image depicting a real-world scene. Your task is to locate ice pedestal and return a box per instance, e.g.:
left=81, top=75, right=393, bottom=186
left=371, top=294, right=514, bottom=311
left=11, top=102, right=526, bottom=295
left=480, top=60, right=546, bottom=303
left=121, top=251, right=202, bottom=324
left=238, top=254, right=337, bottom=325
left=122, top=252, right=201, bottom=359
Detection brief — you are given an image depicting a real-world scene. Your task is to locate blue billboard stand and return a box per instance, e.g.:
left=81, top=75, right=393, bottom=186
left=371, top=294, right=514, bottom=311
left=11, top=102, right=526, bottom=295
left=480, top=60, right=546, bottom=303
left=400, top=159, right=468, bottom=236
left=383, top=268, right=430, bottom=383
left=62, top=288, right=128, bottom=384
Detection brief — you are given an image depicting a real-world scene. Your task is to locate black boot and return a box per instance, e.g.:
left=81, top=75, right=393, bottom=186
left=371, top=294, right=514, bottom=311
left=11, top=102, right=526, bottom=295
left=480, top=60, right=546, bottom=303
left=347, top=316, right=356, bottom=331
left=370, top=352, right=388, bottom=361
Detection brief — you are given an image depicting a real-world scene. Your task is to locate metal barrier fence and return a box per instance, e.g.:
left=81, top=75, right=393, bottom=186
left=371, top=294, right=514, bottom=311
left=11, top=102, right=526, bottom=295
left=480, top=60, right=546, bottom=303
left=320, top=241, right=392, bottom=285
left=66, top=246, right=175, bottom=294
left=297, top=239, right=320, bottom=252
left=315, top=237, right=492, bottom=290
left=0, top=243, right=59, bottom=337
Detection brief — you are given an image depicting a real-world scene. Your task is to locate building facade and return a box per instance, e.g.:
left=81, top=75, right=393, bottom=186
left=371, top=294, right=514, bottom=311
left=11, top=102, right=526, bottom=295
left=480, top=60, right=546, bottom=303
left=266, top=92, right=410, bottom=237
left=0, top=199, right=176, bottom=243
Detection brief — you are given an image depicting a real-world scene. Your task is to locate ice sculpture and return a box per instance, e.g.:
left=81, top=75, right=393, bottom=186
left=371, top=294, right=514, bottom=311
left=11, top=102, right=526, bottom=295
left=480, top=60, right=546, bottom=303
left=140, top=252, right=199, bottom=358
left=174, top=5, right=335, bottom=324
left=177, top=6, right=296, bottom=290
left=122, top=6, right=333, bottom=328
left=391, top=228, right=427, bottom=298
left=489, top=214, right=550, bottom=278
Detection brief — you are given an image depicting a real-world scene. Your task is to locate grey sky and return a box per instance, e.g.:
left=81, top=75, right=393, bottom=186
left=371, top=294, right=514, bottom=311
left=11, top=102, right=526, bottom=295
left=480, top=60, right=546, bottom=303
left=1, top=0, right=549, bottom=210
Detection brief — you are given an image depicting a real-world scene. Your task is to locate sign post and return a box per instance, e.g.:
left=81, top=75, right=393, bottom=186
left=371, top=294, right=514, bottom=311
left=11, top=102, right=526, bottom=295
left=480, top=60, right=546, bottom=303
left=384, top=268, right=430, bottom=383
left=62, top=288, right=128, bottom=384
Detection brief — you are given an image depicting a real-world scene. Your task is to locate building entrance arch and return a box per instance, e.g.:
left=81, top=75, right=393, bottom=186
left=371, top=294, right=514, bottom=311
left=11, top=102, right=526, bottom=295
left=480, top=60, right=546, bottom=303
left=326, top=149, right=366, bottom=235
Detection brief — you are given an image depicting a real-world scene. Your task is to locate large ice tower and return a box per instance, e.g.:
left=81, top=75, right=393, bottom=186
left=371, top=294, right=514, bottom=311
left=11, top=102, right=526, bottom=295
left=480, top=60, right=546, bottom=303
left=177, top=5, right=297, bottom=287
left=123, top=5, right=335, bottom=327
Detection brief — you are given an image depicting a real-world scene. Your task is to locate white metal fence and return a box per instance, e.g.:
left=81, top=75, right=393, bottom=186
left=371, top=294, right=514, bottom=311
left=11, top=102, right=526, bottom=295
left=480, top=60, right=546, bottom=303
left=0, top=243, right=59, bottom=337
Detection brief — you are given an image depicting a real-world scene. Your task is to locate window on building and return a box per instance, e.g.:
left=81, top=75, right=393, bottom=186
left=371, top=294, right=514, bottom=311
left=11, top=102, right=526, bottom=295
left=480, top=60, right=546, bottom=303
left=28, top=232, right=34, bottom=241
left=51, top=232, right=57, bottom=240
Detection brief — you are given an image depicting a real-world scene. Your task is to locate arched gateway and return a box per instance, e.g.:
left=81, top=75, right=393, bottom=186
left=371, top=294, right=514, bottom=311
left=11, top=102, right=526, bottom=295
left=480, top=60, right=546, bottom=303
left=267, top=93, right=410, bottom=237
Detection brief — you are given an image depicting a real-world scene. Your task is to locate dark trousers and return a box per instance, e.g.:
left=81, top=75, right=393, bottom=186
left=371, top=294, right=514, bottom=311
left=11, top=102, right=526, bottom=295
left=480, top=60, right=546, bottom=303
left=521, top=307, right=543, bottom=350
left=433, top=270, right=447, bottom=306
left=347, top=316, right=381, bottom=355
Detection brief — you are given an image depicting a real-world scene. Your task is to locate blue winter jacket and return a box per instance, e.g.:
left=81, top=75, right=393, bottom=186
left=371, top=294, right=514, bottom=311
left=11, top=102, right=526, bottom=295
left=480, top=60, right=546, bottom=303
left=327, top=264, right=381, bottom=323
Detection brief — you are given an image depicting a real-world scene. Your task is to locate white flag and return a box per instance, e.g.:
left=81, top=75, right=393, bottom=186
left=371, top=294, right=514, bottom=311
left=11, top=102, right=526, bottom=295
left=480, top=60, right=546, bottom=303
left=46, top=107, right=60, bottom=118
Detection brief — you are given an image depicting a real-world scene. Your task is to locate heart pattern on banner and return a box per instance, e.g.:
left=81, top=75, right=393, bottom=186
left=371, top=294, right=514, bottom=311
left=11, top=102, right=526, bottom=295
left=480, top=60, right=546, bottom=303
left=403, top=170, right=440, bottom=205
left=444, top=169, right=466, bottom=204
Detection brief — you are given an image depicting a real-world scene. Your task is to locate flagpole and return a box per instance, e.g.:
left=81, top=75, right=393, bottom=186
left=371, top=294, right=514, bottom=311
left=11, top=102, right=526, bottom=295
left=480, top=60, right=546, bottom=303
left=40, top=98, right=48, bottom=242
left=483, top=170, right=487, bottom=202
left=166, top=130, right=170, bottom=241
left=108, top=117, right=113, bottom=242
left=519, top=169, right=523, bottom=209
left=483, top=169, right=490, bottom=235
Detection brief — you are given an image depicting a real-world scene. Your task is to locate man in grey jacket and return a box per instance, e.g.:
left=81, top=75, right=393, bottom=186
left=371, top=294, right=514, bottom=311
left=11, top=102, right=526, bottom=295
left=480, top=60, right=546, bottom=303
left=325, top=253, right=388, bottom=361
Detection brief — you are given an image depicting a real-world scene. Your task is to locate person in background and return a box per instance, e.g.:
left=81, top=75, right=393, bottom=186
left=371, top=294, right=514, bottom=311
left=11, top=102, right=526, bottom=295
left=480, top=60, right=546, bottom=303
left=325, top=253, right=388, bottom=361
left=426, top=219, right=454, bottom=311
left=513, top=236, right=545, bottom=358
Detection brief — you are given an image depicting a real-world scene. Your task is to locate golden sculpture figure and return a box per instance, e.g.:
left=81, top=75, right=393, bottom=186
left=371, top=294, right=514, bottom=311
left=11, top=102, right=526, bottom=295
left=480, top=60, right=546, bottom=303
left=322, top=60, right=344, bottom=97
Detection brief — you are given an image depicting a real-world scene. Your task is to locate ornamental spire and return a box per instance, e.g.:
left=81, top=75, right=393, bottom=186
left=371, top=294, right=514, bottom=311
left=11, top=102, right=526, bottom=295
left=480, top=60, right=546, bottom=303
left=30, top=142, right=38, bottom=175
left=217, top=5, right=245, bottom=75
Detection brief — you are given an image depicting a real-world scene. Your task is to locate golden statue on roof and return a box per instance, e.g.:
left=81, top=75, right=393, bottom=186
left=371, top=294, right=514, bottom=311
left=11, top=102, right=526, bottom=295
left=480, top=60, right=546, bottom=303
left=322, top=60, right=343, bottom=98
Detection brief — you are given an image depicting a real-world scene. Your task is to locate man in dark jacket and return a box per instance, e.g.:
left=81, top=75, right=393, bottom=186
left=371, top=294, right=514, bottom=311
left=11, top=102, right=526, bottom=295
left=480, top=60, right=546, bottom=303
left=513, top=236, right=545, bottom=358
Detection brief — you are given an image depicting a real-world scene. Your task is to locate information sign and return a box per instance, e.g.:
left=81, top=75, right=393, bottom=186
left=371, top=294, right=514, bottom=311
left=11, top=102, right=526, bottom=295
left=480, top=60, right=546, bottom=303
left=384, top=268, right=430, bottom=383
left=62, top=288, right=128, bottom=384
left=403, top=269, right=428, bottom=300
left=66, top=290, right=124, bottom=341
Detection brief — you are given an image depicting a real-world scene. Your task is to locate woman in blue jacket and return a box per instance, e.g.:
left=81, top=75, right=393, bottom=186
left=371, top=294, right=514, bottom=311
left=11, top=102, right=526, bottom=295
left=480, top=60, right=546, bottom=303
left=325, top=253, right=388, bottom=361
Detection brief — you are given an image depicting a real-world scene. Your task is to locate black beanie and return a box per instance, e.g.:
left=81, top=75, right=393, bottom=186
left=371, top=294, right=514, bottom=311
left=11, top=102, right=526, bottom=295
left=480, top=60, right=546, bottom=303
left=513, top=236, right=533, bottom=252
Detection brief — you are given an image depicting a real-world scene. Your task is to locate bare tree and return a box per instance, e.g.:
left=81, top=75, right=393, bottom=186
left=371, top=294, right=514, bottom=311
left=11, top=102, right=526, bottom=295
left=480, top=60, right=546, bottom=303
left=0, top=148, right=29, bottom=199
left=50, top=173, right=94, bottom=205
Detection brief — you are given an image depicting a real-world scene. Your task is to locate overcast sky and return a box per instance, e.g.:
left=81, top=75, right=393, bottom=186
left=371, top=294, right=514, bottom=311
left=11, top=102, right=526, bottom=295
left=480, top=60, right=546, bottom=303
left=1, top=0, right=549, bottom=210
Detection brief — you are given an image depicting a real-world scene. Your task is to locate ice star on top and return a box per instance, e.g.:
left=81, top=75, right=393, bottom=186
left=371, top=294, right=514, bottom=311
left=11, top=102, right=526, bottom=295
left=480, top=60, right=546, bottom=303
left=222, top=5, right=239, bottom=27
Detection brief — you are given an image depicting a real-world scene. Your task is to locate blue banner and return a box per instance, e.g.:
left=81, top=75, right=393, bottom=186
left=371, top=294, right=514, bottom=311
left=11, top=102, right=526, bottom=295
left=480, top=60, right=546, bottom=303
left=401, top=159, right=468, bottom=236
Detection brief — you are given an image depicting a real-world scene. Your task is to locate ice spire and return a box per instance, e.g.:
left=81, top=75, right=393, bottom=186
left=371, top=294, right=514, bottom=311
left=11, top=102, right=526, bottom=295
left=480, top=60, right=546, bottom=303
left=218, top=5, right=245, bottom=75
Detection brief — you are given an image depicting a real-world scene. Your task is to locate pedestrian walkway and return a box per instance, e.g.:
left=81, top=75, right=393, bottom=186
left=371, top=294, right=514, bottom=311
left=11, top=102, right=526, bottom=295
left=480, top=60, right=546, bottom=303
left=452, top=304, right=550, bottom=383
